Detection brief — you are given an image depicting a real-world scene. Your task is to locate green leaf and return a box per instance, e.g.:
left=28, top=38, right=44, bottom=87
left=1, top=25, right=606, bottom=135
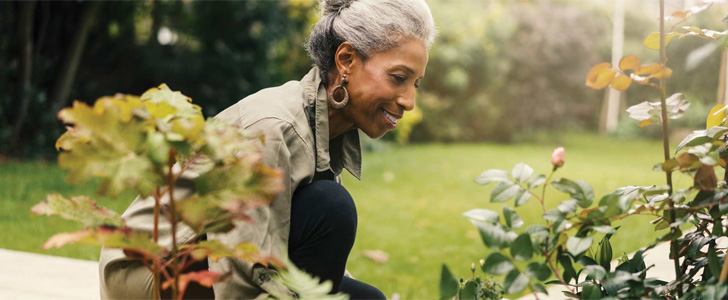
left=581, top=282, right=603, bottom=299
left=551, top=178, right=594, bottom=208
left=676, top=130, right=709, bottom=153
left=179, top=240, right=235, bottom=262
left=514, top=188, right=531, bottom=207
left=525, top=262, right=551, bottom=281
left=483, top=252, right=513, bottom=275
left=543, top=209, right=565, bottom=222
left=476, top=222, right=512, bottom=250
left=596, top=235, right=613, bottom=271
left=557, top=199, right=577, bottom=215
left=462, top=209, right=499, bottom=224
left=511, top=233, right=534, bottom=261
left=583, top=265, right=607, bottom=281
left=592, top=226, right=616, bottom=234
left=270, top=257, right=349, bottom=300
left=708, top=245, right=721, bottom=278
left=654, top=219, right=670, bottom=231
left=504, top=270, right=529, bottom=294
left=526, top=174, right=546, bottom=189
left=31, top=194, right=123, bottom=228
left=502, top=206, right=524, bottom=229
left=475, top=169, right=509, bottom=185
left=558, top=254, right=576, bottom=284
left=526, top=225, right=549, bottom=243
left=459, top=280, right=478, bottom=300
left=532, top=283, right=548, bottom=295
left=491, top=181, right=519, bottom=203
left=566, top=236, right=592, bottom=256
left=643, top=32, right=680, bottom=50
left=439, top=264, right=459, bottom=300
left=702, top=283, right=728, bottom=300
left=511, top=163, right=534, bottom=183
left=56, top=99, right=160, bottom=197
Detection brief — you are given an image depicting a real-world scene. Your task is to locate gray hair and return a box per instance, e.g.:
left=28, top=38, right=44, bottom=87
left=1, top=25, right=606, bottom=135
left=305, top=0, right=436, bottom=85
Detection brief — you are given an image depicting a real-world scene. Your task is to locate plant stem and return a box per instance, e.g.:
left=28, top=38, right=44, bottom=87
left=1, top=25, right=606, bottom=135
left=658, top=0, right=682, bottom=292
left=167, top=149, right=179, bottom=300
left=153, top=188, right=161, bottom=300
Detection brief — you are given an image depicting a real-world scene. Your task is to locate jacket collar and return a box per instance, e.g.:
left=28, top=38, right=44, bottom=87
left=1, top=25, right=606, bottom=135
left=302, top=68, right=362, bottom=180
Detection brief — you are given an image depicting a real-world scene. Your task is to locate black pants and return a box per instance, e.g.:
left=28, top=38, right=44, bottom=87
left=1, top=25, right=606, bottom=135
left=288, top=180, right=386, bottom=300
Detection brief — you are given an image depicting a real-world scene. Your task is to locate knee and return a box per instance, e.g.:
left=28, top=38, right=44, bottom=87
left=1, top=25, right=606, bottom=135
left=295, top=180, right=358, bottom=235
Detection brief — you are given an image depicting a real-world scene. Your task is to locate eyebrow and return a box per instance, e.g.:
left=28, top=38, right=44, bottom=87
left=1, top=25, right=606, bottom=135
left=396, top=65, right=415, bottom=76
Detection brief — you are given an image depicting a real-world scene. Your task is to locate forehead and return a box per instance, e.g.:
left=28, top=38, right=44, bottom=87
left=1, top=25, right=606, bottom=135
left=367, top=39, right=429, bottom=77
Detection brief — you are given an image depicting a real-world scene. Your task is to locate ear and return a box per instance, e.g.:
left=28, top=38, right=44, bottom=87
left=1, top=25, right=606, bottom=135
left=334, top=42, right=359, bottom=76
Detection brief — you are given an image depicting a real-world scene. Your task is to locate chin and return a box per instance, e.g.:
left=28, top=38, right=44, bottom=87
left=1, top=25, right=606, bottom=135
left=362, top=128, right=388, bottom=139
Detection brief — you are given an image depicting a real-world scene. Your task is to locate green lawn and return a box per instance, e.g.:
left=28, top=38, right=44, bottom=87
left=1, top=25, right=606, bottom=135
left=0, top=133, right=691, bottom=298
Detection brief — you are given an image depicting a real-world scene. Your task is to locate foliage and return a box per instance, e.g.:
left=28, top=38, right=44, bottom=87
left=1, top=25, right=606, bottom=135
left=441, top=1, right=728, bottom=299
left=0, top=1, right=315, bottom=158
left=31, top=85, right=345, bottom=299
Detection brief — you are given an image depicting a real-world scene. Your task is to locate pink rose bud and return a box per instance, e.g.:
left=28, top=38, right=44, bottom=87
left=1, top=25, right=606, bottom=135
left=552, top=147, right=565, bottom=169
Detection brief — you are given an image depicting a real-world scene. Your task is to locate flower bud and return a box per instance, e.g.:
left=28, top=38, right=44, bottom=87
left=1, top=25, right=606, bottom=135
left=551, top=147, right=565, bottom=170
left=471, top=263, right=476, bottom=271
left=479, top=259, right=485, bottom=267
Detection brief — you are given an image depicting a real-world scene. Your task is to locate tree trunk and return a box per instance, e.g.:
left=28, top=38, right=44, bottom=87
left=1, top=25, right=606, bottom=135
left=50, top=1, right=102, bottom=115
left=601, top=0, right=625, bottom=134
left=718, top=49, right=727, bottom=105
left=8, top=0, right=37, bottom=153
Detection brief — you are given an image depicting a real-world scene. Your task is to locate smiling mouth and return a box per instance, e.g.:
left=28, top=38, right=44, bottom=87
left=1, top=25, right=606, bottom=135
left=382, top=109, right=400, bottom=127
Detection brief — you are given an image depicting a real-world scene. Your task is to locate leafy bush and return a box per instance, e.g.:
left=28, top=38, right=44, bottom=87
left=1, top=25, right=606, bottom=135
left=441, top=2, right=728, bottom=299
left=32, top=85, right=347, bottom=300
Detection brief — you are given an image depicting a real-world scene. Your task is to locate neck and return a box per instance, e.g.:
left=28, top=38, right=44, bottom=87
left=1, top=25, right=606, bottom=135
left=326, top=83, right=355, bottom=139
left=328, top=104, right=355, bottom=139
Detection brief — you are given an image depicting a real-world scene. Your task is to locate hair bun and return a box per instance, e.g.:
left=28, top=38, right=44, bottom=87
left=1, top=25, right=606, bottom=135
left=322, top=0, right=356, bottom=15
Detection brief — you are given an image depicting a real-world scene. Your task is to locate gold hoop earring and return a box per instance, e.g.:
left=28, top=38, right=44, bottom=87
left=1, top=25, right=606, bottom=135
left=328, top=74, right=349, bottom=110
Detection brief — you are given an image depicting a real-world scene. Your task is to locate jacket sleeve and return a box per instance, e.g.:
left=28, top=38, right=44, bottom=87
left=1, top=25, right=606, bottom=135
left=209, top=117, right=313, bottom=299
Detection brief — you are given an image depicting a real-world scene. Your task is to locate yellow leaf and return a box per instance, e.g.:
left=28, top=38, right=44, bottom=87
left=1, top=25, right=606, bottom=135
left=634, top=63, right=663, bottom=76
left=586, top=69, right=617, bottom=90
left=677, top=152, right=701, bottom=170
left=643, top=32, right=680, bottom=50
left=707, top=104, right=726, bottom=129
left=619, top=55, right=641, bottom=71
left=586, top=62, right=612, bottom=83
left=639, top=119, right=657, bottom=127
left=610, top=74, right=632, bottom=91
left=671, top=10, right=688, bottom=20
left=683, top=26, right=702, bottom=34
left=651, top=67, right=673, bottom=79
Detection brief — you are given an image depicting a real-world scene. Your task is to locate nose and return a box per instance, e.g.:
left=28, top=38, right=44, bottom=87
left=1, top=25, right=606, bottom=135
left=396, top=88, right=416, bottom=112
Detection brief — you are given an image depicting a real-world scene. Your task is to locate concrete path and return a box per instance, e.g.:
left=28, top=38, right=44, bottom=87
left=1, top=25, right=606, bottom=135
left=0, top=248, right=99, bottom=300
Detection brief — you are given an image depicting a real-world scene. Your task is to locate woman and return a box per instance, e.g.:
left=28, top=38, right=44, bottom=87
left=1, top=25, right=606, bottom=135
left=100, top=0, right=435, bottom=298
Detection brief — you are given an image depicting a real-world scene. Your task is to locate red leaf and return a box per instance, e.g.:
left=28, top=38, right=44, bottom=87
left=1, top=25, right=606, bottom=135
left=162, top=271, right=229, bottom=300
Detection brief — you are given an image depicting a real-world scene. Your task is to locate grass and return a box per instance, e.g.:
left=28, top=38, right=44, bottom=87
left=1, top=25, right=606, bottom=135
left=0, top=133, right=693, bottom=298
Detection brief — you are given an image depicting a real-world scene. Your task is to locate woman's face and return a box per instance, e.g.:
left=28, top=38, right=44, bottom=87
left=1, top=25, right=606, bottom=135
left=343, top=39, right=429, bottom=139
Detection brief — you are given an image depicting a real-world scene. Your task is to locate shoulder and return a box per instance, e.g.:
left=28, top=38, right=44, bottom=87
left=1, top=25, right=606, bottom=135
left=216, top=80, right=308, bottom=128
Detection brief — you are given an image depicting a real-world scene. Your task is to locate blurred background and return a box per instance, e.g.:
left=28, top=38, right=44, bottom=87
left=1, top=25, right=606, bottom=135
left=2, top=0, right=728, bottom=298
left=2, top=0, right=726, bottom=158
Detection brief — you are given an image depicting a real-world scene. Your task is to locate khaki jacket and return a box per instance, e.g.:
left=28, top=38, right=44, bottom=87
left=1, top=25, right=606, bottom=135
left=99, top=68, right=362, bottom=299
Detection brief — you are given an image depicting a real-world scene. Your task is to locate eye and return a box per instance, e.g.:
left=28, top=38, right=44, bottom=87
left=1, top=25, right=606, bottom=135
left=389, top=73, right=406, bottom=84
left=414, top=80, right=421, bottom=89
